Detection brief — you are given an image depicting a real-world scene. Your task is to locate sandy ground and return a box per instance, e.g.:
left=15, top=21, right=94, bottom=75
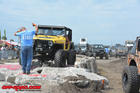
left=96, top=57, right=127, bottom=93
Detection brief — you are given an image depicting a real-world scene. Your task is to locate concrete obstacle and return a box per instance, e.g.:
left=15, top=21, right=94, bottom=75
left=75, top=56, right=98, bottom=73
left=0, top=55, right=109, bottom=93
left=0, top=73, right=5, bottom=81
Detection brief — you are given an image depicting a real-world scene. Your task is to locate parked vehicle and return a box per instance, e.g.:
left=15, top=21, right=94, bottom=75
left=85, top=44, right=108, bottom=59
left=122, top=36, right=140, bottom=93
left=78, top=44, right=89, bottom=55
left=115, top=46, right=128, bottom=58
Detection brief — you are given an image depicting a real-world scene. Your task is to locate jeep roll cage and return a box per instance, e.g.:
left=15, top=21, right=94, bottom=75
left=37, top=25, right=72, bottom=41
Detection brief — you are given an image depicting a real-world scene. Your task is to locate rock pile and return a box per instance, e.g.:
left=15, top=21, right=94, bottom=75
left=0, top=55, right=109, bottom=93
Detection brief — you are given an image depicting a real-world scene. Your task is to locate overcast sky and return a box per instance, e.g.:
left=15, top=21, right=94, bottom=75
left=0, top=0, right=140, bottom=45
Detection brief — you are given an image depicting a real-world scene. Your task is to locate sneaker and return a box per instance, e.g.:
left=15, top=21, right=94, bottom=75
left=23, top=71, right=26, bottom=74
left=27, top=72, right=30, bottom=75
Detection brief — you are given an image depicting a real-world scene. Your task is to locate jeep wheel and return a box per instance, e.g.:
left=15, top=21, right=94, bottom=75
left=100, top=55, right=103, bottom=59
left=54, top=50, right=67, bottom=67
left=122, top=66, right=139, bottom=93
left=67, top=50, right=76, bottom=65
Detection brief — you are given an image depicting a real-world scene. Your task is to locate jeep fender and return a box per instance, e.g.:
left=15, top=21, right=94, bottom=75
left=128, top=60, right=140, bottom=74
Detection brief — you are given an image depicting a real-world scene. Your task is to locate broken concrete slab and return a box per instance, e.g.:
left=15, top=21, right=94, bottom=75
left=6, top=75, right=16, bottom=84
left=0, top=64, right=21, bottom=70
left=0, top=68, right=22, bottom=77
left=41, top=67, right=108, bottom=89
left=86, top=57, right=98, bottom=73
left=0, top=54, right=109, bottom=93
left=32, top=67, right=43, bottom=74
left=15, top=73, right=47, bottom=85
left=75, top=57, right=98, bottom=73
left=0, top=73, right=5, bottom=81
left=4, top=66, right=108, bottom=92
left=69, top=80, right=90, bottom=88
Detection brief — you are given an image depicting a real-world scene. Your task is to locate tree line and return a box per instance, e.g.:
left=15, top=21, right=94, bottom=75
left=0, top=29, right=7, bottom=40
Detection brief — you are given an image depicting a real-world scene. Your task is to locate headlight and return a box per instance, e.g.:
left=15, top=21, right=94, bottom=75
left=48, top=41, right=53, bottom=46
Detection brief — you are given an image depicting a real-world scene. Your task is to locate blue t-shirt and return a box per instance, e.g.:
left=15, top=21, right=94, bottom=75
left=16, top=30, right=35, bottom=46
left=105, top=48, right=109, bottom=53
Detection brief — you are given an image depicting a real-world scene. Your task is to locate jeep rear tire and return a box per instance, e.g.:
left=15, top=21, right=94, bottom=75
left=67, top=50, right=76, bottom=65
left=122, top=66, right=139, bottom=93
left=54, top=50, right=67, bottom=67
left=100, top=55, right=103, bottom=59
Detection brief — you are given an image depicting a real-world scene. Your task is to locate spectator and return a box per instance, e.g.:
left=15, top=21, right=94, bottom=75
left=14, top=23, right=38, bottom=74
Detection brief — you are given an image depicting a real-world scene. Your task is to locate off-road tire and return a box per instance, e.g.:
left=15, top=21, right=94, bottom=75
left=100, top=55, right=103, bottom=59
left=122, top=66, right=139, bottom=93
left=54, top=50, right=67, bottom=67
left=67, top=50, right=76, bottom=65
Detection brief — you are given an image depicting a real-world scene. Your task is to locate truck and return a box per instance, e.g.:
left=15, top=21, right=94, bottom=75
left=125, top=40, right=134, bottom=52
left=78, top=38, right=89, bottom=55
left=86, top=44, right=109, bottom=59
left=115, top=45, right=128, bottom=58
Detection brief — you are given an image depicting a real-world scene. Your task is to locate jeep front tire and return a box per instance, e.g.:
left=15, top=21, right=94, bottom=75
left=122, top=66, right=139, bottom=93
left=54, top=50, right=67, bottom=67
left=100, top=55, right=103, bottom=59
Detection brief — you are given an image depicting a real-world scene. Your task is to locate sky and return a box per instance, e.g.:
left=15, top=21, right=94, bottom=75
left=0, top=0, right=140, bottom=45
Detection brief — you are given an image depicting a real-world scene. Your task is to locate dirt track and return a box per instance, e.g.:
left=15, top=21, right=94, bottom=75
left=96, top=57, right=127, bottom=93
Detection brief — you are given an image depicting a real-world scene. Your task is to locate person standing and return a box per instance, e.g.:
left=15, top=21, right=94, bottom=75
left=14, top=23, right=38, bottom=74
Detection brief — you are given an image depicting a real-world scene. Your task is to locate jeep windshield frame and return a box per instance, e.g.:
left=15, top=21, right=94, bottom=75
left=37, top=28, right=65, bottom=36
left=37, top=25, right=72, bottom=41
left=37, top=25, right=72, bottom=35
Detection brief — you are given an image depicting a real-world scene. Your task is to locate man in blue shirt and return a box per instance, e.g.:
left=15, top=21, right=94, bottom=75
left=105, top=48, right=109, bottom=54
left=14, top=23, right=38, bottom=74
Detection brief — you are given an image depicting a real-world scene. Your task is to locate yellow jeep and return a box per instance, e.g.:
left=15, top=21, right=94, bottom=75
left=33, top=25, right=76, bottom=67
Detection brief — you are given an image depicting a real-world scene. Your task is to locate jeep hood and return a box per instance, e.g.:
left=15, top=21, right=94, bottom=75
left=33, top=35, right=66, bottom=43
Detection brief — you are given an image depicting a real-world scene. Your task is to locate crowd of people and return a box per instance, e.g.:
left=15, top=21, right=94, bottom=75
left=0, top=44, right=19, bottom=60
